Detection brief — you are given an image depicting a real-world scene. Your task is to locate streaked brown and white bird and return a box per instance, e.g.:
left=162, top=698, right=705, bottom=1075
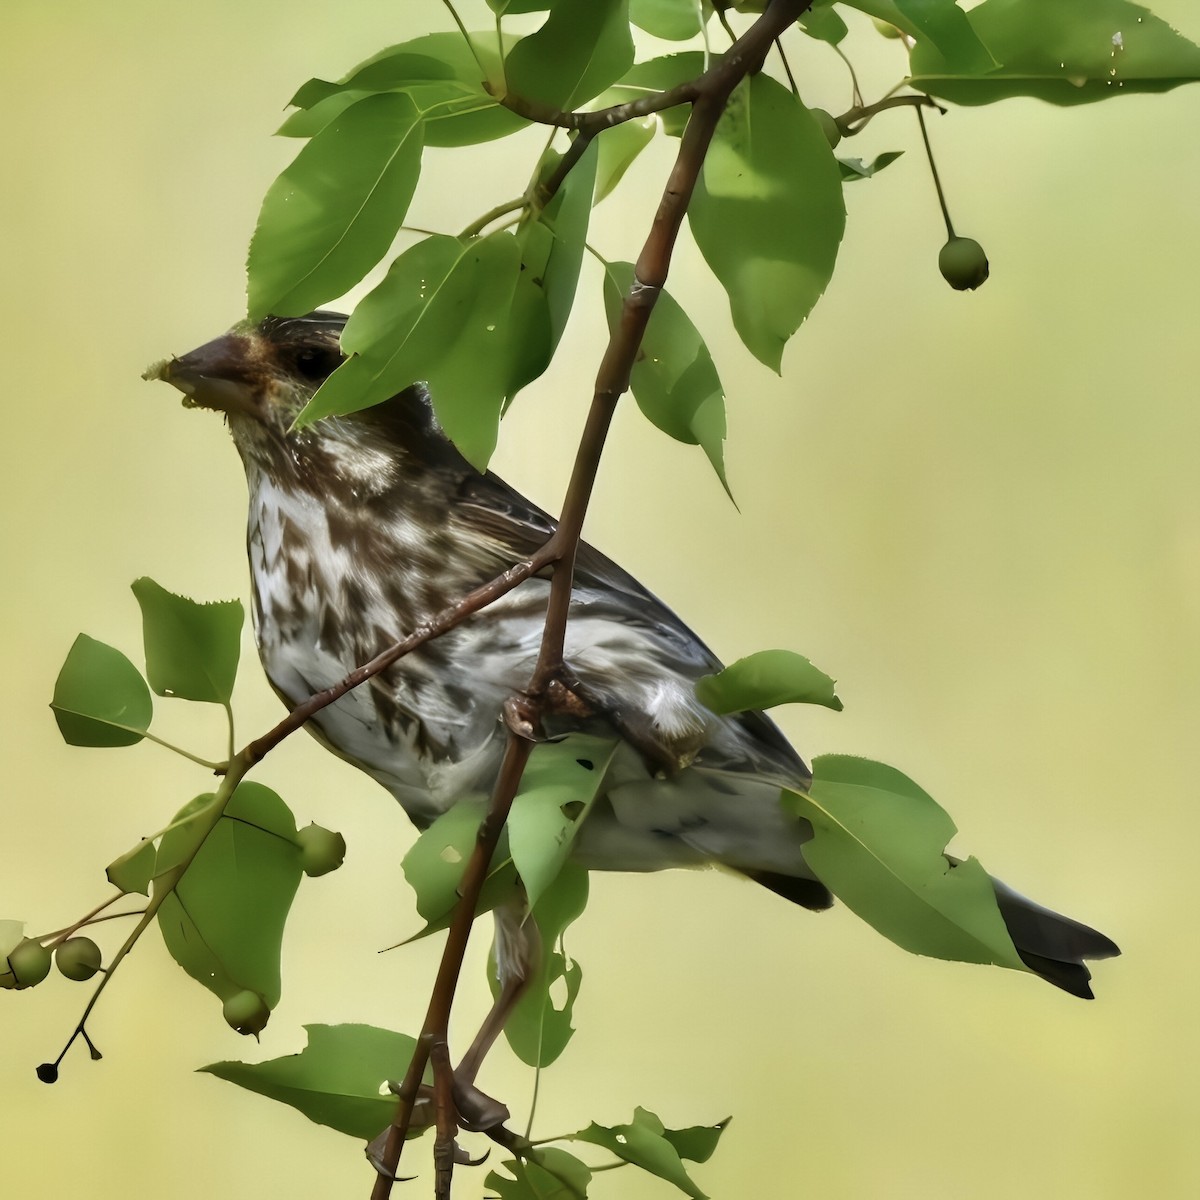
left=150, top=310, right=1118, bottom=1009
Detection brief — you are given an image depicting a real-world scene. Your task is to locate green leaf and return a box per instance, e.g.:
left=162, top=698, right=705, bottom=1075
left=505, top=139, right=599, bottom=402
left=593, top=116, right=656, bottom=204
left=505, top=0, right=635, bottom=111
left=156, top=782, right=303, bottom=1007
left=507, top=736, right=617, bottom=909
left=106, top=839, right=156, bottom=896
left=695, top=650, right=842, bottom=714
left=0, top=920, right=25, bottom=961
left=602, top=260, right=729, bottom=492
left=490, top=863, right=589, bottom=1067
left=630, top=0, right=707, bottom=41
left=488, top=1, right=554, bottom=14
left=131, top=578, right=243, bottom=705
left=799, top=2, right=849, bottom=45
left=909, top=0, right=1200, bottom=105
left=842, top=0, right=985, bottom=65
left=201, top=1024, right=422, bottom=1139
left=893, top=0, right=996, bottom=72
left=284, top=34, right=524, bottom=147
left=247, top=93, right=424, bottom=320
left=783, top=756, right=1026, bottom=971
left=299, top=232, right=522, bottom=470
left=486, top=1148, right=593, bottom=1200
left=689, top=75, right=845, bottom=371
left=838, top=150, right=905, bottom=181
left=575, top=1107, right=712, bottom=1199
left=400, top=798, right=521, bottom=939
left=50, top=634, right=152, bottom=747
left=662, top=1118, right=731, bottom=1164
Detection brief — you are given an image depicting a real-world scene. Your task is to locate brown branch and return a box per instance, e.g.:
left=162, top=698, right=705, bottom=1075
left=370, top=729, right=535, bottom=1200
left=367, top=1, right=812, bottom=1195
left=494, top=77, right=701, bottom=132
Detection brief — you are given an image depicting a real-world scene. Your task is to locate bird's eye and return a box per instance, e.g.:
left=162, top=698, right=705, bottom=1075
left=292, top=346, right=341, bottom=382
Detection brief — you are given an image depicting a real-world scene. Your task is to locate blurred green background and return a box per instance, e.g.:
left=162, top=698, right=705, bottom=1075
left=2, top=2, right=1198, bottom=1196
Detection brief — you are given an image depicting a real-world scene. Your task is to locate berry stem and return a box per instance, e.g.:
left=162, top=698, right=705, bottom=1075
left=916, top=104, right=956, bottom=239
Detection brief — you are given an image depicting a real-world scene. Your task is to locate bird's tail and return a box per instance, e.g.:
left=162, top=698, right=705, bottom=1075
left=746, top=867, right=1119, bottom=998
left=990, top=877, right=1120, bottom=999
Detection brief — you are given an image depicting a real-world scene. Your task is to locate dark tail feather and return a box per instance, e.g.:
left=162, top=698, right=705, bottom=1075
left=743, top=868, right=834, bottom=912
left=991, top=878, right=1120, bottom=999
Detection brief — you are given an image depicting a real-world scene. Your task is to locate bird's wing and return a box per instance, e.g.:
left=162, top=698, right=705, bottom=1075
left=453, top=471, right=811, bottom=786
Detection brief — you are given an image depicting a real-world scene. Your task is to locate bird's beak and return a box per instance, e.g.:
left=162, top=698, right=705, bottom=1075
left=143, top=332, right=258, bottom=415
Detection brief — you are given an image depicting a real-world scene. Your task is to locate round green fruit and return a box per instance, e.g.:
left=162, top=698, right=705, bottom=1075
left=939, top=236, right=990, bottom=291
left=810, top=108, right=841, bottom=150
left=8, top=939, right=52, bottom=989
left=55, top=937, right=103, bottom=982
left=297, top=823, right=347, bottom=878
left=223, top=989, right=270, bottom=1036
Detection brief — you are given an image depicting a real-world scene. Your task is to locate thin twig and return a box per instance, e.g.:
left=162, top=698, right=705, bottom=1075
left=776, top=36, right=799, bottom=97
left=839, top=91, right=944, bottom=135
left=460, top=196, right=528, bottom=240
left=916, top=104, right=955, bottom=238
left=497, top=77, right=701, bottom=132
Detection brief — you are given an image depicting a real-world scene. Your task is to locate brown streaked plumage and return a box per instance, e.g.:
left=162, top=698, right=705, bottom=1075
left=152, top=311, right=1119, bottom=999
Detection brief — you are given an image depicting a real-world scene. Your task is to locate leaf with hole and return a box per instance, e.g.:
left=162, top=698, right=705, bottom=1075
left=486, top=1147, right=593, bottom=1200
left=575, top=1107, right=719, bottom=1199
left=490, top=863, right=589, bottom=1067
left=202, top=1024, right=424, bottom=1139
left=507, top=735, right=617, bottom=909
left=400, top=798, right=521, bottom=940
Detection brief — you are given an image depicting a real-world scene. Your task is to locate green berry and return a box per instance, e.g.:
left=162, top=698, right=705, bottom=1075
left=223, top=989, right=270, bottom=1037
left=939, top=236, right=990, bottom=291
left=55, top=937, right=103, bottom=982
left=810, top=108, right=842, bottom=150
left=8, top=939, right=52, bottom=989
left=296, top=823, right=346, bottom=878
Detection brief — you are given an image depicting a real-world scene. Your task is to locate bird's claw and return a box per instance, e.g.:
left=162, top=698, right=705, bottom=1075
left=502, top=694, right=540, bottom=742
left=452, top=1077, right=511, bottom=1133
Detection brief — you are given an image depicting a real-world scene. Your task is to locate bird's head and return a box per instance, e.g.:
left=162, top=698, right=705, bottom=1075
left=146, top=312, right=458, bottom=489
left=145, top=310, right=348, bottom=435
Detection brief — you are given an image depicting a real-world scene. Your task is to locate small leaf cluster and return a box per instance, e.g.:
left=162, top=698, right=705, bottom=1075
left=8, top=580, right=349, bottom=1076
left=242, top=0, right=1200, bottom=493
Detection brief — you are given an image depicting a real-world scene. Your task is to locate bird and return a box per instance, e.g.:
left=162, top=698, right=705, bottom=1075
left=149, top=309, right=1118, bottom=1020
